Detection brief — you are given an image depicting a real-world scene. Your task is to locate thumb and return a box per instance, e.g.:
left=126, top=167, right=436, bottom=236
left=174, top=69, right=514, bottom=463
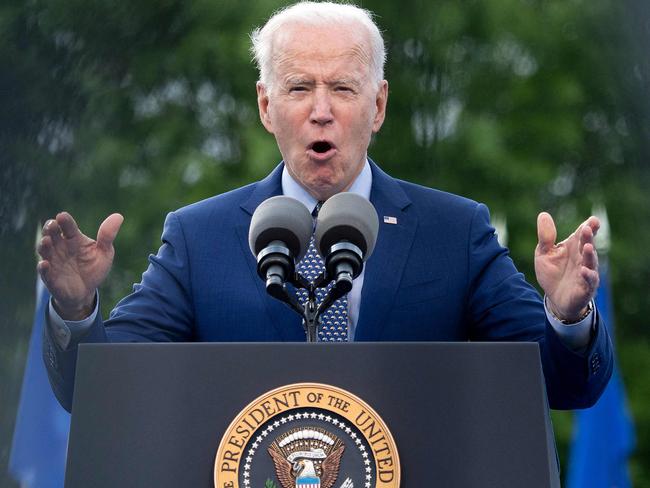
left=96, top=213, right=124, bottom=252
left=537, top=212, right=557, bottom=254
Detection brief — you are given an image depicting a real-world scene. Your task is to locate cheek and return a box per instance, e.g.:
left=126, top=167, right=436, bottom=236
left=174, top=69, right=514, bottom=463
left=345, top=104, right=375, bottom=135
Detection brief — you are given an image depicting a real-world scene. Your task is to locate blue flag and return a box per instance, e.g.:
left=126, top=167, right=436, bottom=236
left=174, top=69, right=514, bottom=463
left=566, top=261, right=635, bottom=487
left=9, top=277, right=70, bottom=488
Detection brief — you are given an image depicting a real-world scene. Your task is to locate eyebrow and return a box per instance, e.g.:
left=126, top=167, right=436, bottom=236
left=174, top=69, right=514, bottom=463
left=330, top=78, right=362, bottom=88
left=283, top=77, right=362, bottom=88
left=285, top=77, right=314, bottom=86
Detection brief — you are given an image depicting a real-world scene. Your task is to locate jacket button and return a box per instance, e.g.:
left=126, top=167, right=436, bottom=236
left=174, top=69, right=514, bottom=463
left=590, top=353, right=601, bottom=374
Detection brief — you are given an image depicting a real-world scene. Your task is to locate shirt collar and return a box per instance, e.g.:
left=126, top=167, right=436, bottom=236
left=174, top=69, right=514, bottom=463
left=281, top=159, right=372, bottom=213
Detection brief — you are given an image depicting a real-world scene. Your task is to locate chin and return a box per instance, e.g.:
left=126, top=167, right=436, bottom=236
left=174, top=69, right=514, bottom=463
left=306, top=180, right=338, bottom=200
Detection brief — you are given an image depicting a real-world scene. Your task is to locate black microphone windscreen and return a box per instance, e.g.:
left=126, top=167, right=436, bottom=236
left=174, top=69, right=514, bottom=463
left=314, top=193, right=379, bottom=261
left=248, top=196, right=313, bottom=261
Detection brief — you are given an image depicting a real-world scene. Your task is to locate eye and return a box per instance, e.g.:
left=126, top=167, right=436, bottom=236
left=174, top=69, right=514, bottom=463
left=289, top=86, right=308, bottom=93
left=335, top=85, right=355, bottom=94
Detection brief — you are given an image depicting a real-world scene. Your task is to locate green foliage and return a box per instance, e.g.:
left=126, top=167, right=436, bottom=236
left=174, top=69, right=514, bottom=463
left=265, top=478, right=279, bottom=488
left=1, top=0, right=649, bottom=486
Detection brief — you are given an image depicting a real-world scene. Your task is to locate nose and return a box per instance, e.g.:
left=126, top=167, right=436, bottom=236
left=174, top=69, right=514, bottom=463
left=310, top=88, right=334, bottom=126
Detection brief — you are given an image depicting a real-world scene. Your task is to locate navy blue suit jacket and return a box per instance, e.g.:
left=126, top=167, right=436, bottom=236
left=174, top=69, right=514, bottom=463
left=45, top=161, right=612, bottom=411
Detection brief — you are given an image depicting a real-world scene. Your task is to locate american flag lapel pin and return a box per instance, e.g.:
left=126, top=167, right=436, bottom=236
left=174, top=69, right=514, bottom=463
left=383, top=216, right=398, bottom=224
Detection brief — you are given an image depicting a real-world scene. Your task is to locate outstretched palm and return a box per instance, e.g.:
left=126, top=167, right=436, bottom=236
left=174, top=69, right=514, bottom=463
left=37, top=212, right=123, bottom=320
left=535, top=212, right=600, bottom=321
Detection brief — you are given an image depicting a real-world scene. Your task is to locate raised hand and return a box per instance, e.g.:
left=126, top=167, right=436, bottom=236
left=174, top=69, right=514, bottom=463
left=535, top=212, right=600, bottom=322
left=37, top=212, right=124, bottom=320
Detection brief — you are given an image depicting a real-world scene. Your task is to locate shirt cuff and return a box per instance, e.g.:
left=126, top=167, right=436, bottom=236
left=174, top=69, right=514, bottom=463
left=544, top=296, right=594, bottom=351
left=47, top=292, right=99, bottom=350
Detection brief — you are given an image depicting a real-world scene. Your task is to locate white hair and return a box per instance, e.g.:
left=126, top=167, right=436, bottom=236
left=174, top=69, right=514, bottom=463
left=250, top=1, right=386, bottom=88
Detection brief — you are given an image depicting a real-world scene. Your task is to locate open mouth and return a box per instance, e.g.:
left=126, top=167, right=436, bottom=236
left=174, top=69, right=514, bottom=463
left=311, top=141, right=333, bottom=153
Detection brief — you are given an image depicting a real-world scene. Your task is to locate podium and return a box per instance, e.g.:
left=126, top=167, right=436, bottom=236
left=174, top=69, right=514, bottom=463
left=65, top=342, right=560, bottom=487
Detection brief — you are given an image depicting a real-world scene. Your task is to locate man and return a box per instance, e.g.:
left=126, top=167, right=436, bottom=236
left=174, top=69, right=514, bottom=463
left=38, top=2, right=612, bottom=412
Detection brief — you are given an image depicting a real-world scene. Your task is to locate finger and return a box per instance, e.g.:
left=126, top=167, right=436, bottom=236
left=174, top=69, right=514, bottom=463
left=37, top=260, right=59, bottom=294
left=42, top=219, right=57, bottom=235
left=581, top=242, right=599, bottom=270
left=585, top=215, right=600, bottom=236
left=56, top=211, right=82, bottom=240
left=37, top=259, right=50, bottom=281
left=580, top=266, right=600, bottom=291
left=96, top=213, right=124, bottom=252
left=536, top=212, right=557, bottom=253
left=578, top=223, right=594, bottom=254
left=36, top=235, right=54, bottom=260
left=42, top=219, right=65, bottom=245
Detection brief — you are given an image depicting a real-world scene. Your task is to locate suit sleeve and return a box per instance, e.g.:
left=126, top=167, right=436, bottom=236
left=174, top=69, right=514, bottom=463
left=42, top=211, right=195, bottom=411
left=465, top=203, right=613, bottom=409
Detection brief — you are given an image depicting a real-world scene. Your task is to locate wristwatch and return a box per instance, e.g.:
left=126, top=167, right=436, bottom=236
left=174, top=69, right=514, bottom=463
left=546, top=297, right=594, bottom=325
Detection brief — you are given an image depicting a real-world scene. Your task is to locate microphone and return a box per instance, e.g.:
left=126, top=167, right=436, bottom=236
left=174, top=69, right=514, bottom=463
left=248, top=196, right=313, bottom=298
left=314, top=192, right=379, bottom=293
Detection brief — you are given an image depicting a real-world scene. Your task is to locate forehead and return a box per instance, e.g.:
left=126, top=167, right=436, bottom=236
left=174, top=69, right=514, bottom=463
left=271, top=23, right=372, bottom=79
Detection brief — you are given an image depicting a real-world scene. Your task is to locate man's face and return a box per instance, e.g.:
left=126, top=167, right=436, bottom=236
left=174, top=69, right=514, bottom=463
left=257, top=23, right=388, bottom=201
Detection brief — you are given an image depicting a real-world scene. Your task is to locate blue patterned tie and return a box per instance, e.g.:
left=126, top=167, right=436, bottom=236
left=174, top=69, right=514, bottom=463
left=296, top=203, right=349, bottom=342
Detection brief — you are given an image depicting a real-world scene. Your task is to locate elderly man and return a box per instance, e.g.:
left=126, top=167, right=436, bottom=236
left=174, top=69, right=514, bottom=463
left=38, top=2, right=611, bottom=412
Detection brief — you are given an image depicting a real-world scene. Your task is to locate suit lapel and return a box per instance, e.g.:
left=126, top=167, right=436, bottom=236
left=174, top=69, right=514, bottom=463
left=235, top=163, right=305, bottom=341
left=355, top=162, right=417, bottom=341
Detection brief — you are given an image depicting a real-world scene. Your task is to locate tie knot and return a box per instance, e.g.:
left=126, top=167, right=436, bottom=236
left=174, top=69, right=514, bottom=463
left=312, top=201, right=324, bottom=218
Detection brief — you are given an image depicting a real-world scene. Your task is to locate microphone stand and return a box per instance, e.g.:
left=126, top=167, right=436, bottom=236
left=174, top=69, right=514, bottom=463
left=265, top=270, right=354, bottom=343
left=256, top=236, right=364, bottom=342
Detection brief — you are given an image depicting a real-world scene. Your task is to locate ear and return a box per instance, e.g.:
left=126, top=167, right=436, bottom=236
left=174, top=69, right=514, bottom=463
left=256, top=81, right=274, bottom=134
left=371, top=80, right=389, bottom=133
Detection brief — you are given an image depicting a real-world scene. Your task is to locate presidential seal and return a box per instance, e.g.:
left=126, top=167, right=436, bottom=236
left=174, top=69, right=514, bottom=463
left=214, top=383, right=400, bottom=488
